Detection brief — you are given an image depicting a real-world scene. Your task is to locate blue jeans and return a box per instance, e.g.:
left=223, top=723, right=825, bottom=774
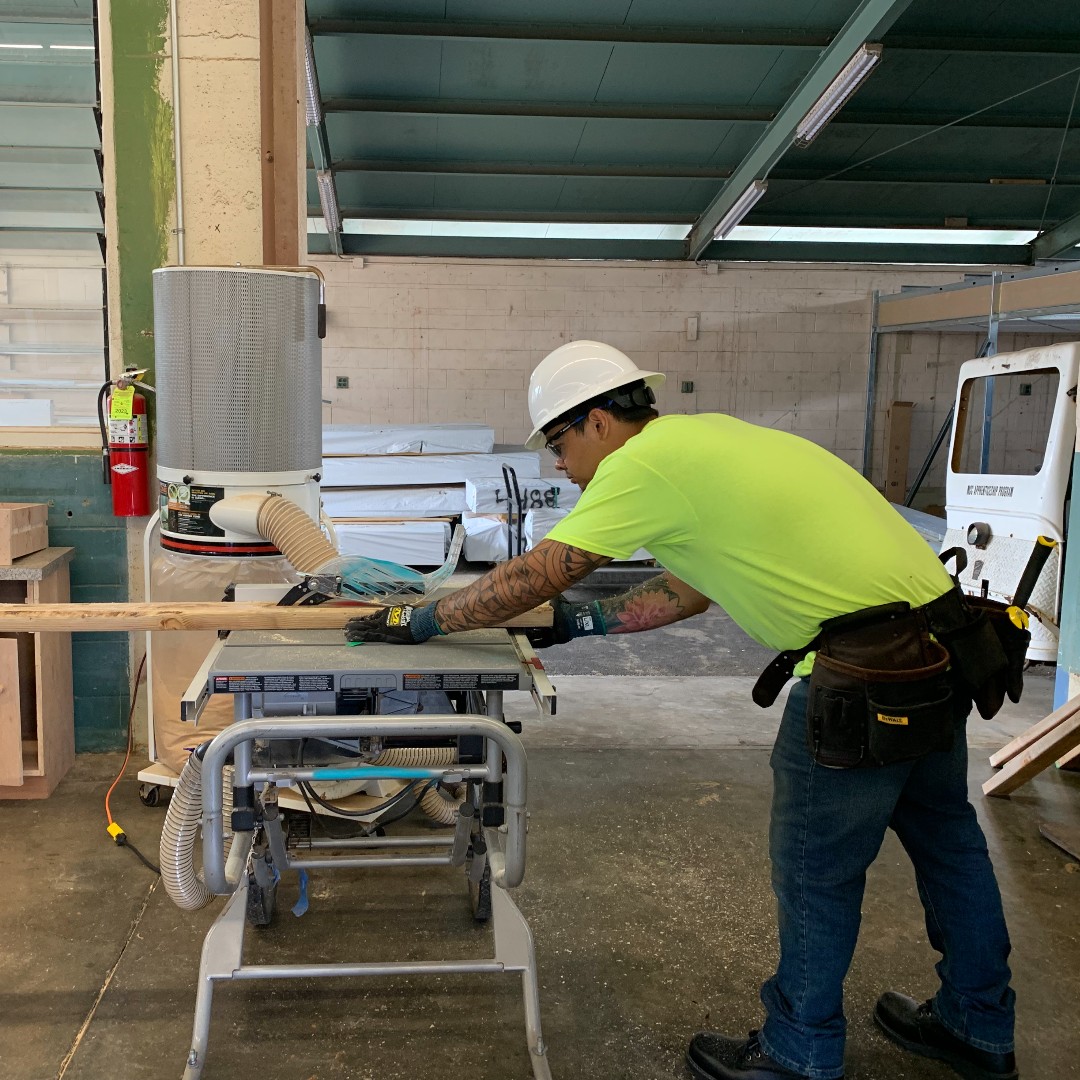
left=757, top=678, right=1015, bottom=1079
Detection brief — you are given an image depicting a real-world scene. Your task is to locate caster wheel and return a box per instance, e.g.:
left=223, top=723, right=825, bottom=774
left=246, top=875, right=277, bottom=928
left=469, top=860, right=492, bottom=923
left=138, top=783, right=161, bottom=807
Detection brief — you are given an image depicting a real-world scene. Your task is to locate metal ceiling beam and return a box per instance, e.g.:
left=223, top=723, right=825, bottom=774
left=768, top=170, right=1079, bottom=185
left=322, top=207, right=697, bottom=223
left=323, top=98, right=1079, bottom=132
left=319, top=162, right=1080, bottom=187
left=706, top=240, right=1033, bottom=264
left=309, top=18, right=832, bottom=47
left=333, top=158, right=732, bottom=178
left=837, top=110, right=1080, bottom=130
left=886, top=35, right=1080, bottom=55
left=312, top=231, right=1034, bottom=266
left=685, top=0, right=917, bottom=260
left=1030, top=204, right=1080, bottom=260
left=322, top=97, right=775, bottom=122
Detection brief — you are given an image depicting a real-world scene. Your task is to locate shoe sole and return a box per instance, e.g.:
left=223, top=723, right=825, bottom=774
left=872, top=1006, right=1018, bottom=1080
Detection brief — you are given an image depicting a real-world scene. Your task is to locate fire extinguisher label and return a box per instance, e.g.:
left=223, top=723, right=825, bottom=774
left=109, top=415, right=147, bottom=444
left=109, top=386, right=136, bottom=419
left=160, top=481, right=227, bottom=537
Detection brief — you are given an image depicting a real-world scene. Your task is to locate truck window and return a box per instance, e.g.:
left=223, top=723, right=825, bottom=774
left=951, top=368, right=1059, bottom=477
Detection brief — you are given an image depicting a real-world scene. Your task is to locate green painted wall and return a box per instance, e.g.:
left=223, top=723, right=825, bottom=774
left=0, top=453, right=130, bottom=751
left=110, top=0, right=173, bottom=392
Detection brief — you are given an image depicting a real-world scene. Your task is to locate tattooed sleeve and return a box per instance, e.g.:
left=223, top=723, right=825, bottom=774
left=434, top=539, right=612, bottom=632
left=596, top=571, right=711, bottom=634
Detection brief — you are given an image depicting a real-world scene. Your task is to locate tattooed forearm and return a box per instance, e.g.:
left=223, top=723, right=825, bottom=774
left=435, top=539, right=612, bottom=632
left=598, top=571, right=711, bottom=634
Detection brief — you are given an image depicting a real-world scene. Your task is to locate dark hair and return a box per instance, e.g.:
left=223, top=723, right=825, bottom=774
left=548, top=379, right=659, bottom=438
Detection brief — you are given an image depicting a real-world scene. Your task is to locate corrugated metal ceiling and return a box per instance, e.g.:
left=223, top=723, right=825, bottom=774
left=306, top=0, right=1080, bottom=263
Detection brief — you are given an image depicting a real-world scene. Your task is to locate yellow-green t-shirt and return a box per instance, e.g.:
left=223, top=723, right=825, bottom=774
left=545, top=414, right=952, bottom=658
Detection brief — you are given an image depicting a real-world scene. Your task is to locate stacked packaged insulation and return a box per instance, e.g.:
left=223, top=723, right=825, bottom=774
left=321, top=424, right=542, bottom=564
left=321, top=425, right=652, bottom=565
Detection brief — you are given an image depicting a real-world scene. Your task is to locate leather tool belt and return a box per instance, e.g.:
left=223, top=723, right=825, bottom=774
left=752, top=586, right=1030, bottom=769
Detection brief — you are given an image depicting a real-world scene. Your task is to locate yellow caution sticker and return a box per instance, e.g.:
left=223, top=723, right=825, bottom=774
left=109, top=385, right=135, bottom=420
left=877, top=713, right=909, bottom=726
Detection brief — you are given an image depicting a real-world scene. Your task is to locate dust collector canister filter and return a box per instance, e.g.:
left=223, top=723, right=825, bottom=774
left=153, top=266, right=322, bottom=475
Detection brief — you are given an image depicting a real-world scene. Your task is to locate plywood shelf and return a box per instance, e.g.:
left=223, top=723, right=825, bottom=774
left=0, top=547, right=74, bottom=800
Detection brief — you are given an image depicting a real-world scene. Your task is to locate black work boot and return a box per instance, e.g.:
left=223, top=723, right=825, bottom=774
left=687, top=1030, right=823, bottom=1080
left=873, top=992, right=1018, bottom=1080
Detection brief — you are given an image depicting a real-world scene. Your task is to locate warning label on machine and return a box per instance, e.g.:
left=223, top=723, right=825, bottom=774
left=162, top=482, right=227, bottom=537
left=212, top=673, right=335, bottom=693
left=402, top=672, right=520, bottom=691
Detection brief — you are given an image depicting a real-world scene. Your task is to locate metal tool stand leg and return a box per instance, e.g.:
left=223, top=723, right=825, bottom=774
left=183, top=877, right=250, bottom=1080
left=490, top=869, right=552, bottom=1080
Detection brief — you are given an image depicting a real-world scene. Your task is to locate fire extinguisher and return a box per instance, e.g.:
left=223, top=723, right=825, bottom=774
left=98, top=367, right=154, bottom=517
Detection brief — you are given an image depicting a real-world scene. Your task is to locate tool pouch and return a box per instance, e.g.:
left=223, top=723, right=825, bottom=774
left=807, top=603, right=954, bottom=768
left=924, top=588, right=1028, bottom=720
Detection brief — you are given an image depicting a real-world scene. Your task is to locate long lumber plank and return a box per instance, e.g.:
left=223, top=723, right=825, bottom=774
left=987, top=695, right=1080, bottom=768
left=982, top=710, right=1080, bottom=798
left=0, top=601, right=551, bottom=633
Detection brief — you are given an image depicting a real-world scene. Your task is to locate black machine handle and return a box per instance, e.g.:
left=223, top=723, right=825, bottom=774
left=1012, top=536, right=1058, bottom=612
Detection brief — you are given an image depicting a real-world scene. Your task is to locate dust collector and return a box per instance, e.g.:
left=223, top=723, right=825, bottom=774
left=147, top=266, right=324, bottom=774
left=153, top=265, right=324, bottom=552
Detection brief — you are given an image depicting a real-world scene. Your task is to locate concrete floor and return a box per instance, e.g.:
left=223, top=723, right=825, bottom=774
left=2, top=608, right=1079, bottom=1080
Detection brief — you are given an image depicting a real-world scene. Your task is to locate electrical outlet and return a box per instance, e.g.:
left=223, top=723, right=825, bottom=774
left=1019, top=383, right=1032, bottom=396
left=681, top=380, right=694, bottom=394
left=336, top=376, right=349, bottom=389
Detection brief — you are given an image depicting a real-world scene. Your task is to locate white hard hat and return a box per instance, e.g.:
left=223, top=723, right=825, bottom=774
left=525, top=340, right=665, bottom=450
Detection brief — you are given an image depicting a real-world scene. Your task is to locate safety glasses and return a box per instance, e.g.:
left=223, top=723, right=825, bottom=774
left=543, top=412, right=589, bottom=458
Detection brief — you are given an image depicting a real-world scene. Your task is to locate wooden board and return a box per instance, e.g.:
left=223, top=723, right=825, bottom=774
left=988, top=696, right=1080, bottom=767
left=29, top=566, right=73, bottom=791
left=0, top=638, right=22, bottom=787
left=1039, top=822, right=1080, bottom=861
left=883, top=402, right=914, bottom=503
left=0, top=503, right=48, bottom=565
left=0, top=600, right=553, bottom=633
left=983, top=710, right=1080, bottom=797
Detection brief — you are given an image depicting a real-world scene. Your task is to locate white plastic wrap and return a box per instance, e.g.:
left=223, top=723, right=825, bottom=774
left=462, top=512, right=511, bottom=563
left=323, top=423, right=495, bottom=456
left=334, top=520, right=451, bottom=566
left=321, top=486, right=466, bottom=518
left=465, top=475, right=581, bottom=514
left=524, top=507, right=653, bottom=562
left=321, top=452, right=541, bottom=488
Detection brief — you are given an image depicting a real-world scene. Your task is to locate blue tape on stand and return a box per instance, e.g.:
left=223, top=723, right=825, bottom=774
left=309, top=766, right=440, bottom=780
left=292, top=869, right=309, bottom=918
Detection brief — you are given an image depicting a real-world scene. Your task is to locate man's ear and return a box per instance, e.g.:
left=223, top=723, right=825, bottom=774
left=588, top=407, right=611, bottom=438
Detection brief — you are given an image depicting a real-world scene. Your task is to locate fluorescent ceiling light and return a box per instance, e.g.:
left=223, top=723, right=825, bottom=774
left=0, top=42, right=44, bottom=49
left=712, top=180, right=768, bottom=240
left=303, top=30, right=322, bottom=127
left=306, top=219, right=692, bottom=240
left=315, top=170, right=340, bottom=232
left=303, top=220, right=1037, bottom=249
left=49, top=44, right=95, bottom=51
left=794, top=43, right=883, bottom=148
left=729, top=225, right=1038, bottom=246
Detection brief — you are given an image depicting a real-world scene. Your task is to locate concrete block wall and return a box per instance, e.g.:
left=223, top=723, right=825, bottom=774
left=314, top=257, right=976, bottom=471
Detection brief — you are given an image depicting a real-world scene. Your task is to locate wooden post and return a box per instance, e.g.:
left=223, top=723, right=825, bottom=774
left=883, top=401, right=914, bottom=502
left=260, top=0, right=304, bottom=266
